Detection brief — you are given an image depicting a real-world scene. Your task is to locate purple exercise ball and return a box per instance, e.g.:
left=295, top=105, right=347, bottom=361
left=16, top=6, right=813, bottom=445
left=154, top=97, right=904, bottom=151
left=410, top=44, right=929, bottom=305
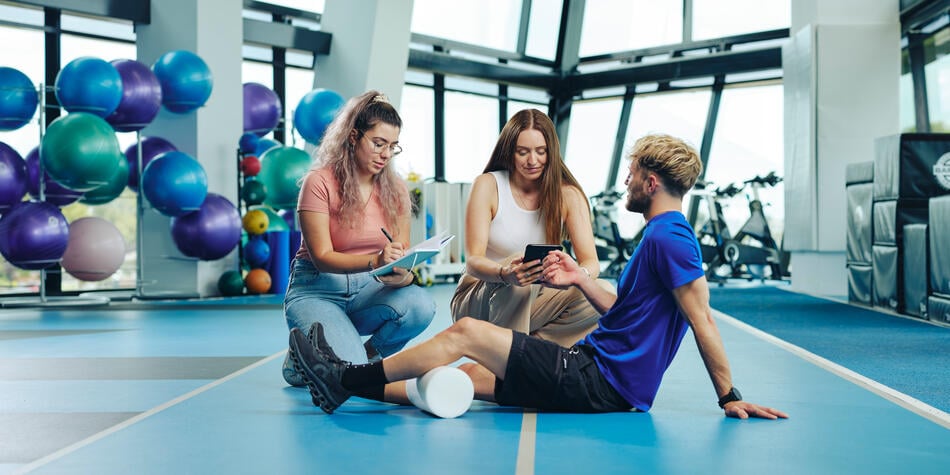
left=243, top=82, right=282, bottom=137
left=25, top=147, right=82, bottom=206
left=124, top=136, right=177, bottom=192
left=0, top=201, right=69, bottom=270
left=106, top=59, right=162, bottom=132
left=0, top=141, right=28, bottom=212
left=170, top=193, right=241, bottom=260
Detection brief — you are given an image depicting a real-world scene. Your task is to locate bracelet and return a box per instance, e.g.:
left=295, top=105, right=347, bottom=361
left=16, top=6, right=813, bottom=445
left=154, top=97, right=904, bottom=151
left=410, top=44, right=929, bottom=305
left=497, top=265, right=506, bottom=283
left=579, top=267, right=591, bottom=279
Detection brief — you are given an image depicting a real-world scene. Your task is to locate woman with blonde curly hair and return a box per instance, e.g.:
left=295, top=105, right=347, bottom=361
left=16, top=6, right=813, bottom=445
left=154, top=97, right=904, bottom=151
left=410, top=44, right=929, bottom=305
left=282, top=90, right=435, bottom=387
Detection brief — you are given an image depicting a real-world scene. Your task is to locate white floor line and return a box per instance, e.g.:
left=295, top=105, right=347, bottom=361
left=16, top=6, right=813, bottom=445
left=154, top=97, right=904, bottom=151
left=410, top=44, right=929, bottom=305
left=14, top=350, right=287, bottom=475
left=515, top=409, right=537, bottom=475
left=714, top=309, right=950, bottom=429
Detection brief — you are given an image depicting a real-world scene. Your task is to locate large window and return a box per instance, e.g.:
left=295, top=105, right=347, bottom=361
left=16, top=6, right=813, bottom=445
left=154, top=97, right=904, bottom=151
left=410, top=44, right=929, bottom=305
left=525, top=0, right=562, bottom=60
left=411, top=0, right=523, bottom=52
left=580, top=0, right=682, bottom=57
left=397, top=85, right=435, bottom=180
left=692, top=0, right=789, bottom=41
left=924, top=25, right=948, bottom=131
left=443, top=91, right=499, bottom=183
left=564, top=98, right=623, bottom=197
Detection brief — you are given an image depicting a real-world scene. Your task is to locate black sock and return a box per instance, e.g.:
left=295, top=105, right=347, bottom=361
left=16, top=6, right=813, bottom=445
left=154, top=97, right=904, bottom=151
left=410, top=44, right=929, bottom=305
left=352, top=385, right=386, bottom=402
left=341, top=361, right=387, bottom=390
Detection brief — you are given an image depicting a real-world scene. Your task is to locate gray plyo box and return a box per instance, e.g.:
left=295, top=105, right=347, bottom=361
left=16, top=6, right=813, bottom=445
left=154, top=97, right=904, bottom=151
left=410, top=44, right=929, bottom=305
left=848, top=264, right=872, bottom=306
left=902, top=224, right=928, bottom=319
left=930, top=195, right=950, bottom=296
left=928, top=295, right=950, bottom=323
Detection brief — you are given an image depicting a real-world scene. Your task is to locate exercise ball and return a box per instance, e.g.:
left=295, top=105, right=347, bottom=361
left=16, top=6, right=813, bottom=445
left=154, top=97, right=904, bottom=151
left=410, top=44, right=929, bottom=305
left=294, top=89, right=344, bottom=144
left=142, top=151, right=208, bottom=216
left=239, top=132, right=260, bottom=154
left=0, top=142, right=27, bottom=212
left=244, top=268, right=271, bottom=294
left=0, top=201, right=69, bottom=270
left=125, top=136, right=177, bottom=192
left=61, top=217, right=126, bottom=281
left=106, top=59, right=162, bottom=132
left=240, top=155, right=261, bottom=177
left=254, top=138, right=281, bottom=157
left=41, top=112, right=121, bottom=192
left=0, top=66, right=38, bottom=131
left=80, top=152, right=128, bottom=205
left=243, top=236, right=271, bottom=268
left=218, top=270, right=245, bottom=296
left=277, top=208, right=296, bottom=229
left=242, top=178, right=266, bottom=205
left=248, top=205, right=289, bottom=232
left=152, top=50, right=213, bottom=114
left=170, top=193, right=241, bottom=260
left=258, top=146, right=310, bottom=210
left=242, top=208, right=269, bottom=235
left=243, top=82, right=282, bottom=136
left=25, top=147, right=82, bottom=206
left=54, top=57, right=122, bottom=118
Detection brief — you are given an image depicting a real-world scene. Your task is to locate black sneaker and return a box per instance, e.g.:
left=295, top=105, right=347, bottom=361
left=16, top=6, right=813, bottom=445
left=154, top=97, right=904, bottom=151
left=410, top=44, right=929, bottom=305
left=287, top=327, right=352, bottom=414
left=307, top=322, right=345, bottom=364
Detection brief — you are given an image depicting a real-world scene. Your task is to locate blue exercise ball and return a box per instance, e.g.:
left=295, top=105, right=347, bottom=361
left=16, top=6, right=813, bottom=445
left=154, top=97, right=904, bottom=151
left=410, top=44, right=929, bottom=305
left=141, top=150, right=208, bottom=217
left=243, top=236, right=271, bottom=268
left=55, top=57, right=123, bottom=118
left=254, top=138, right=281, bottom=157
left=41, top=112, right=121, bottom=192
left=239, top=132, right=260, bottom=154
left=294, top=89, right=344, bottom=144
left=0, top=67, right=38, bottom=131
left=0, top=141, right=28, bottom=212
left=0, top=201, right=69, bottom=270
left=152, top=50, right=213, bottom=114
left=107, top=59, right=162, bottom=132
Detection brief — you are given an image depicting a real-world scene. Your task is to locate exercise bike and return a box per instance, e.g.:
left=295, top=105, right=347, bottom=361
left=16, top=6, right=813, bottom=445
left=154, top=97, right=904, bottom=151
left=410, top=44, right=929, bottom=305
left=692, top=179, right=742, bottom=280
left=695, top=172, right=787, bottom=283
left=589, top=189, right=637, bottom=279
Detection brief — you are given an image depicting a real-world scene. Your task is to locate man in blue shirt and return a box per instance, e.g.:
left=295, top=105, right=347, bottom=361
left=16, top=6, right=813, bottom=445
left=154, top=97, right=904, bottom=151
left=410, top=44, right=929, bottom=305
left=288, top=134, right=788, bottom=420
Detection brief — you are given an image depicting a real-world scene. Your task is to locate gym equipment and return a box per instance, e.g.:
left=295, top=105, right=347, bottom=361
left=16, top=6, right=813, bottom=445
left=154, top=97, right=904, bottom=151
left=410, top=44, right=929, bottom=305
left=25, top=146, right=82, bottom=206
left=294, top=88, right=344, bottom=144
left=106, top=59, right=162, bottom=132
left=141, top=150, right=208, bottom=216
left=61, top=217, right=126, bottom=281
left=242, top=208, right=269, bottom=235
left=218, top=270, right=245, bottom=296
left=243, top=236, right=271, bottom=268
left=124, top=136, right=177, bottom=192
left=0, top=141, right=27, bottom=212
left=0, top=201, right=69, bottom=270
left=700, top=172, right=787, bottom=283
left=258, top=146, right=310, bottom=210
left=54, top=57, right=122, bottom=118
left=243, top=82, right=282, bottom=136
left=0, top=66, right=38, bottom=131
left=405, top=366, right=474, bottom=419
left=254, top=138, right=281, bottom=157
left=263, top=229, right=290, bottom=294
left=244, top=268, right=272, bottom=294
left=40, top=112, right=121, bottom=191
left=169, top=193, right=241, bottom=261
left=248, top=205, right=289, bottom=231
left=589, top=189, right=637, bottom=279
left=152, top=50, right=213, bottom=114
left=692, top=179, right=742, bottom=276
left=80, top=152, right=128, bottom=205
left=241, top=178, right=266, bottom=205
left=240, top=155, right=261, bottom=176
left=239, top=132, right=260, bottom=154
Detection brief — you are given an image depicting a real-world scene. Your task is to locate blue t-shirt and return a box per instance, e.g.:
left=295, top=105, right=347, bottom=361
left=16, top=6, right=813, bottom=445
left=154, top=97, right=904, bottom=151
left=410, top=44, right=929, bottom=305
left=581, top=211, right=704, bottom=411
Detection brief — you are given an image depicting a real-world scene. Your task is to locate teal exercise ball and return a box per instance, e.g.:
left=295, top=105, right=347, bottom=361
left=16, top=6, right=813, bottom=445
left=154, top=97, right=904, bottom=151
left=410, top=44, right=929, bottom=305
left=55, top=57, right=123, bottom=118
left=294, top=89, right=344, bottom=144
left=141, top=151, right=208, bottom=216
left=40, top=112, right=121, bottom=192
left=258, top=146, right=310, bottom=211
left=152, top=50, right=213, bottom=114
left=80, top=152, right=128, bottom=205
left=242, top=178, right=266, bottom=205
left=218, top=270, right=245, bottom=296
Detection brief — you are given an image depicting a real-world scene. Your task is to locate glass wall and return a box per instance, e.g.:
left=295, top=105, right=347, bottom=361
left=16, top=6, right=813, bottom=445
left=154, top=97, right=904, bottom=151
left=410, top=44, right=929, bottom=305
left=564, top=98, right=623, bottom=196
left=924, top=25, right=948, bottom=131
left=411, top=0, right=523, bottom=51
left=580, top=0, right=682, bottom=56
left=692, top=0, right=790, bottom=41
left=443, top=91, right=500, bottom=183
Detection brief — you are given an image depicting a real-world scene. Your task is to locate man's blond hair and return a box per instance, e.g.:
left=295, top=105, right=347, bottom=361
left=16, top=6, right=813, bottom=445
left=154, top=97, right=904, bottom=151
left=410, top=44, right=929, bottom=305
left=628, top=134, right=702, bottom=197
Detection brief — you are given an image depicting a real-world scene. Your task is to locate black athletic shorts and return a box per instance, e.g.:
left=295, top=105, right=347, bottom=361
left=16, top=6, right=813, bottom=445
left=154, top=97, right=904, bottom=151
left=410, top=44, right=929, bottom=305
left=493, top=331, right=633, bottom=413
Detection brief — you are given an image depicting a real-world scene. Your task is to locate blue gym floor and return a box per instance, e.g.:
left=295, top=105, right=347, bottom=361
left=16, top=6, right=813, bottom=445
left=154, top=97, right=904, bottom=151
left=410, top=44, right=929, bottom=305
left=1, top=284, right=948, bottom=475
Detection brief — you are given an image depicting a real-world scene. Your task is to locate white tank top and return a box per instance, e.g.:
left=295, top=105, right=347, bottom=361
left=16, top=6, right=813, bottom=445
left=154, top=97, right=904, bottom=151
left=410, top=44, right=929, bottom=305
left=485, top=171, right=546, bottom=261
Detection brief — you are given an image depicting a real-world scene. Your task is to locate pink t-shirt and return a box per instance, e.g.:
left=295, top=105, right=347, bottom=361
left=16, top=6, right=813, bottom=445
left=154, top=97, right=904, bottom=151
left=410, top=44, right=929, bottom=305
left=295, top=167, right=400, bottom=262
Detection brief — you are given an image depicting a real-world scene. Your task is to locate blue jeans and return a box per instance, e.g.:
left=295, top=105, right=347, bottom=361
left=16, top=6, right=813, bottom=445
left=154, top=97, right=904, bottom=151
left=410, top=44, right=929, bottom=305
left=283, top=259, right=435, bottom=367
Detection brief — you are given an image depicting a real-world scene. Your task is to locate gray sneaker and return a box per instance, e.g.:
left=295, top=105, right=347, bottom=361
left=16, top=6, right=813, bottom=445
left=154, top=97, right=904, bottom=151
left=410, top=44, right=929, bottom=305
left=288, top=327, right=352, bottom=414
left=282, top=353, right=307, bottom=387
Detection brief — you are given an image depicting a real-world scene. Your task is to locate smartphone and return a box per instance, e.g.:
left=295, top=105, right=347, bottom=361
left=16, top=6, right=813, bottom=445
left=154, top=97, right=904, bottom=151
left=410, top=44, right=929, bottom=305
left=523, top=244, right=562, bottom=263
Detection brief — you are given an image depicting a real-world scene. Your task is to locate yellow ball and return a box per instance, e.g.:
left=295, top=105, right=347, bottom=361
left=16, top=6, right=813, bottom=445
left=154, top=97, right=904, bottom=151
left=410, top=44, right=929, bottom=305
left=242, top=209, right=269, bottom=235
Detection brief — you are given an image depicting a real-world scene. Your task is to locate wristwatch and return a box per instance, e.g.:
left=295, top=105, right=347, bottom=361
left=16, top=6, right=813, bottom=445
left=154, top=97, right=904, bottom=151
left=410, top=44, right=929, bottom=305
left=718, top=387, right=742, bottom=408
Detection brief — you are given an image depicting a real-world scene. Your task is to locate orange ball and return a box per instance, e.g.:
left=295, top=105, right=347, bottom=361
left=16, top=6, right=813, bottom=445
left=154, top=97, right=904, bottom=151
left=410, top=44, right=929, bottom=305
left=242, top=209, right=269, bottom=235
left=244, top=268, right=271, bottom=294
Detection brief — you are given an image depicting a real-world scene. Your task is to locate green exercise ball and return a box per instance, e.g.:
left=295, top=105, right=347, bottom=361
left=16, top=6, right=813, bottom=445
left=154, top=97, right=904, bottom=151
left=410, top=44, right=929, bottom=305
left=218, top=270, right=245, bottom=296
left=258, top=146, right=310, bottom=210
left=242, top=178, right=266, bottom=205
left=41, top=112, right=121, bottom=192
left=80, top=152, right=129, bottom=205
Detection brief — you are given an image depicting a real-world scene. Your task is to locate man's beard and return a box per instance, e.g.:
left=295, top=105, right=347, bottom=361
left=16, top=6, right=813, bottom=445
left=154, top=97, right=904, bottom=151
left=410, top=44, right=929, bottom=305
left=626, top=192, right=650, bottom=213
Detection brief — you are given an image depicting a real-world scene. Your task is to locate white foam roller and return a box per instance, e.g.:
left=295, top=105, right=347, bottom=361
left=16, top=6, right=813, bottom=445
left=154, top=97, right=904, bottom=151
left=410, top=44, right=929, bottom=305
left=405, top=366, right=474, bottom=419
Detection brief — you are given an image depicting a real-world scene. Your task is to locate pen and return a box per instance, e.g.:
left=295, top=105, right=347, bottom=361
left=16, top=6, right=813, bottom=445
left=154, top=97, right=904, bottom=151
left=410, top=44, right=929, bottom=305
left=381, top=227, right=394, bottom=243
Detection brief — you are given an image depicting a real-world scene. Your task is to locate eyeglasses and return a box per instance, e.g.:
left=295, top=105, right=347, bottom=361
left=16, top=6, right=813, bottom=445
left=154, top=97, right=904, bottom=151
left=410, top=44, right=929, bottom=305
left=362, top=135, right=403, bottom=156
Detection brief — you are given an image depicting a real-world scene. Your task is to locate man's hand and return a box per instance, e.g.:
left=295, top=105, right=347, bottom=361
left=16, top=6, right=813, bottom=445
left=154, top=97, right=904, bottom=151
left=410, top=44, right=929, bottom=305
left=540, top=250, right=582, bottom=289
left=723, top=401, right=789, bottom=420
